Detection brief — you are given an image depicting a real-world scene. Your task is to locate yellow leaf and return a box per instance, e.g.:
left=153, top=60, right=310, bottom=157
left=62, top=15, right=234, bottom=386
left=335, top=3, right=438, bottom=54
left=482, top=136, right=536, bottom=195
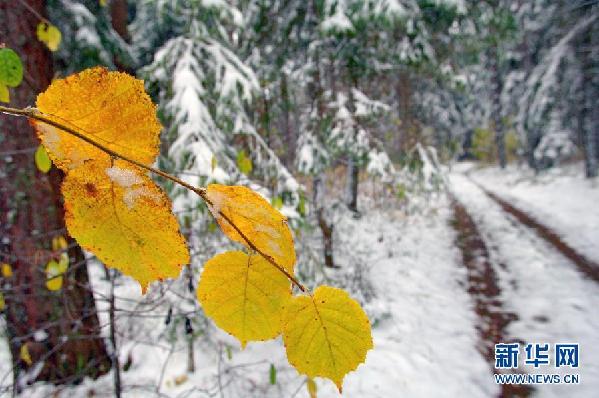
left=34, top=144, right=52, bottom=173
left=36, top=22, right=62, bottom=51
left=0, top=292, right=5, bottom=311
left=307, top=378, right=317, bottom=398
left=99, top=0, right=107, bottom=6
left=174, top=374, right=188, bottom=385
left=211, top=155, right=217, bottom=172
left=46, top=260, right=64, bottom=291
left=1, top=263, right=12, bottom=278
left=33, top=67, right=161, bottom=171
left=51, top=235, right=68, bottom=251
left=20, top=344, right=32, bottom=366
left=197, top=251, right=291, bottom=348
left=62, top=161, right=189, bottom=292
left=0, top=83, right=8, bottom=103
left=282, top=286, right=373, bottom=392
left=58, top=253, right=69, bottom=273
left=205, top=184, right=296, bottom=274
left=236, top=150, right=253, bottom=175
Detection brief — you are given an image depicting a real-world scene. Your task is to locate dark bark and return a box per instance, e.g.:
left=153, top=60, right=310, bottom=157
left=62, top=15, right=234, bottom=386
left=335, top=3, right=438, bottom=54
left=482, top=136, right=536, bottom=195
left=280, top=72, right=296, bottom=168
left=344, top=86, right=360, bottom=213
left=313, top=177, right=335, bottom=268
left=308, top=41, right=337, bottom=267
left=396, top=70, right=412, bottom=152
left=579, top=11, right=598, bottom=178
left=345, top=157, right=359, bottom=213
left=490, top=44, right=507, bottom=169
left=0, top=0, right=110, bottom=388
left=110, top=0, right=130, bottom=43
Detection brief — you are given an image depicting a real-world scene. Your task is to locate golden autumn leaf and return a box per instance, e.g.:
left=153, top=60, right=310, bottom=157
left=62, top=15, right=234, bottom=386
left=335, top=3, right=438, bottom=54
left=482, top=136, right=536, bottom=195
left=205, top=184, right=296, bottom=274
left=36, top=22, right=62, bottom=52
left=1, top=263, right=12, bottom=278
left=282, top=286, right=373, bottom=392
left=0, top=292, right=5, bottom=311
left=62, top=160, right=189, bottom=292
left=52, top=235, right=68, bottom=251
left=0, top=83, right=8, bottom=103
left=45, top=259, right=64, bottom=291
left=20, top=344, right=32, bottom=366
left=33, top=67, right=161, bottom=171
left=197, top=251, right=291, bottom=348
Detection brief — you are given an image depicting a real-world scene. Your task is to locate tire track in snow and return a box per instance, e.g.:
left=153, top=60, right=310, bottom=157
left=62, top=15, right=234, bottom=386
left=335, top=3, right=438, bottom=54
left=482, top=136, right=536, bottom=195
left=451, top=198, right=533, bottom=398
left=450, top=173, right=599, bottom=398
left=472, top=181, right=599, bottom=284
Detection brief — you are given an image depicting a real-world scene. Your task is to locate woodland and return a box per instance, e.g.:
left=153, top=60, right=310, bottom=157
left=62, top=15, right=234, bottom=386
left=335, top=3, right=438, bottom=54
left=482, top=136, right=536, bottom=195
left=0, top=0, right=598, bottom=397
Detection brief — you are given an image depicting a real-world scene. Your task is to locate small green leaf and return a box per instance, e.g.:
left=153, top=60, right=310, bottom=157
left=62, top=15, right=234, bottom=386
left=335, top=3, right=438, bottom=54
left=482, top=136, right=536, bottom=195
left=35, top=145, right=52, bottom=173
left=269, top=363, right=276, bottom=385
left=0, top=48, right=23, bottom=87
left=211, top=155, right=217, bottom=172
left=236, top=150, right=253, bottom=175
left=226, top=345, right=232, bottom=360
left=298, top=193, right=306, bottom=216
left=271, top=196, right=283, bottom=210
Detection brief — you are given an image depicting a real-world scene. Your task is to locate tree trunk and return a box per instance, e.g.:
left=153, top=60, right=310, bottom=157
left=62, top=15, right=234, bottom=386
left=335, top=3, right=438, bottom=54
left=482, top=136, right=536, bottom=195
left=110, top=0, right=132, bottom=73
left=313, top=176, right=335, bottom=268
left=345, top=157, right=359, bottom=213
left=110, top=0, right=130, bottom=43
left=490, top=45, right=507, bottom=168
left=280, top=72, right=296, bottom=168
left=580, top=10, right=599, bottom=178
left=345, top=85, right=360, bottom=213
left=396, top=70, right=412, bottom=152
left=0, top=0, right=110, bottom=389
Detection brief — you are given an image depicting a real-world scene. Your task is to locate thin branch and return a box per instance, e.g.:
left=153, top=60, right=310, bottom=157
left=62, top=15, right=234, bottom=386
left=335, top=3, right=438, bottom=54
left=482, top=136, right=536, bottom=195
left=0, top=105, right=306, bottom=292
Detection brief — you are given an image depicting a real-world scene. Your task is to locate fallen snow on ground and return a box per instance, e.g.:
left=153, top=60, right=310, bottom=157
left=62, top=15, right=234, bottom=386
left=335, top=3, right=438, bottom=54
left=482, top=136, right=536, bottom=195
left=462, top=162, right=599, bottom=261
left=322, top=201, right=496, bottom=398
left=450, top=173, right=599, bottom=398
left=0, top=194, right=498, bottom=397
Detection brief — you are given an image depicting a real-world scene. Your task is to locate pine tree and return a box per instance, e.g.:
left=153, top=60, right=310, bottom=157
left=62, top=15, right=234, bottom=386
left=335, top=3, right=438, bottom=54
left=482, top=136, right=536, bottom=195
left=131, top=0, right=302, bottom=220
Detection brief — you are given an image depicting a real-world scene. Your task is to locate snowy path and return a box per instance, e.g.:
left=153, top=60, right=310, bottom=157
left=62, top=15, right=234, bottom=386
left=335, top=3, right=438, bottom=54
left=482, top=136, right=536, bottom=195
left=450, top=173, right=599, bottom=398
left=466, top=165, right=599, bottom=262
left=451, top=199, right=532, bottom=397
left=323, top=202, right=496, bottom=397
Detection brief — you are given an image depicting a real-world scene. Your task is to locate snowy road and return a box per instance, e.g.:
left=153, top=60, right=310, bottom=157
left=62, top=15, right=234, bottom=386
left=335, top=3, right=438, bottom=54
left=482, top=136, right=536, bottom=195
left=450, top=173, right=599, bottom=398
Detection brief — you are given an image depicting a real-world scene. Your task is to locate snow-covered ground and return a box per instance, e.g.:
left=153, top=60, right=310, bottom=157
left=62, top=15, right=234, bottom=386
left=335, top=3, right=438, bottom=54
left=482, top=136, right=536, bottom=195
left=320, top=200, right=495, bottom=397
left=463, top=163, right=599, bottom=262
left=450, top=171, right=599, bottom=398
left=2, top=163, right=598, bottom=397
left=0, top=194, right=496, bottom=397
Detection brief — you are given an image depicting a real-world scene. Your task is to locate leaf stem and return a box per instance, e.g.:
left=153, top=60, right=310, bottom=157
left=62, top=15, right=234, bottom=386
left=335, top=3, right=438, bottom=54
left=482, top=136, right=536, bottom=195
left=0, top=105, right=306, bottom=292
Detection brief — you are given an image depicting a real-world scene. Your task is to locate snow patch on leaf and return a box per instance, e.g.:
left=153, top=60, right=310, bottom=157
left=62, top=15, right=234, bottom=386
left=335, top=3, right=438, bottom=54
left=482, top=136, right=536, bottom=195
left=106, top=166, right=144, bottom=187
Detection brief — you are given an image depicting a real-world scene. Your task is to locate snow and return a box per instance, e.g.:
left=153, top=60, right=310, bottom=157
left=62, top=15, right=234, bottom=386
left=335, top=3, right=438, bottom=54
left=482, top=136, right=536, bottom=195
left=2, top=163, right=599, bottom=396
left=465, top=163, right=599, bottom=262
left=321, top=201, right=495, bottom=397
left=450, top=172, right=599, bottom=397
left=123, top=186, right=161, bottom=209
left=105, top=167, right=143, bottom=188
left=321, top=10, right=353, bottom=33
